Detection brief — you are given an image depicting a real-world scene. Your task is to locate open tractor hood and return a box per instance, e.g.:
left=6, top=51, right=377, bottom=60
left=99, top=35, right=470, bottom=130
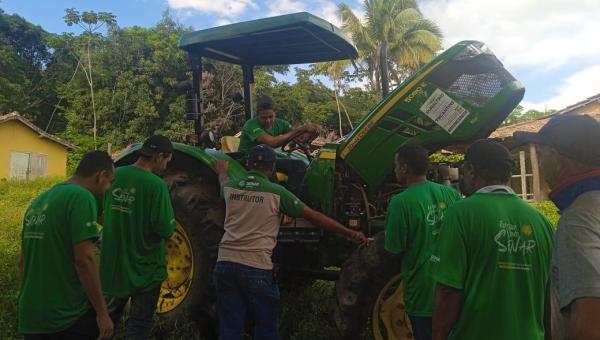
left=339, top=41, right=525, bottom=188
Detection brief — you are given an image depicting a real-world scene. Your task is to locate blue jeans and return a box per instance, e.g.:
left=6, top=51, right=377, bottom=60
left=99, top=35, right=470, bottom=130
left=409, top=315, right=432, bottom=340
left=213, top=261, right=280, bottom=340
left=107, top=286, right=161, bottom=340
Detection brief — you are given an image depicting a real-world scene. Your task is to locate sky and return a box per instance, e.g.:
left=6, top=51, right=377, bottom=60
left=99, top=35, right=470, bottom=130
left=2, top=0, right=600, bottom=112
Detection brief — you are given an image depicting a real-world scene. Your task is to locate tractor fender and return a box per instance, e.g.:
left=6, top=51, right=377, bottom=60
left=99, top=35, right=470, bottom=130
left=114, top=142, right=248, bottom=182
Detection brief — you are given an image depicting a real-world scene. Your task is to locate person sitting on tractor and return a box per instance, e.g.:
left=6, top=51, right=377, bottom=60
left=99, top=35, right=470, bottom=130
left=238, top=95, right=318, bottom=194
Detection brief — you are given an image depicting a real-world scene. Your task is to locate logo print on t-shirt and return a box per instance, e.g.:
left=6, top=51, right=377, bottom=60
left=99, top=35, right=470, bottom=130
left=24, top=205, right=47, bottom=227
left=23, top=205, right=48, bottom=240
left=111, top=187, right=136, bottom=213
left=426, top=202, right=447, bottom=227
left=495, top=221, right=537, bottom=271
left=521, top=225, right=533, bottom=236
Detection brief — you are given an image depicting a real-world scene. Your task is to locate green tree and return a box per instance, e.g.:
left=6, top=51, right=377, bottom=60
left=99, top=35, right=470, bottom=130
left=0, top=10, right=53, bottom=124
left=63, top=8, right=117, bottom=148
left=502, top=105, right=555, bottom=126
left=1, top=7, right=378, bottom=157
left=311, top=61, right=354, bottom=137
left=341, top=87, right=378, bottom=125
left=338, top=0, right=443, bottom=98
left=46, top=10, right=192, bottom=155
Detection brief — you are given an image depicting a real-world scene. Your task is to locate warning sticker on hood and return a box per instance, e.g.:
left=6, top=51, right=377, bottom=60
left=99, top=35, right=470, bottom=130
left=420, top=89, right=470, bottom=134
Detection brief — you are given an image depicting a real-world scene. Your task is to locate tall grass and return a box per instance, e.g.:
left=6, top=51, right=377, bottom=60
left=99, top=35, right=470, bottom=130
left=0, top=178, right=63, bottom=339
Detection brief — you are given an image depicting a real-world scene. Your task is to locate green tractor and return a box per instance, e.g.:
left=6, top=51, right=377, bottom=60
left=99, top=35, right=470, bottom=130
left=114, top=12, right=524, bottom=340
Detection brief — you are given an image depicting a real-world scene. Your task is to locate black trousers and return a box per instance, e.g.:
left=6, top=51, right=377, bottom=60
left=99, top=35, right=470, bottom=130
left=23, top=308, right=98, bottom=340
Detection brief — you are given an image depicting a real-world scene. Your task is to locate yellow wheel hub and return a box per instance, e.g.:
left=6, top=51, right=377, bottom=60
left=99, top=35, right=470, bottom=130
left=157, top=222, right=194, bottom=314
left=372, top=273, right=413, bottom=340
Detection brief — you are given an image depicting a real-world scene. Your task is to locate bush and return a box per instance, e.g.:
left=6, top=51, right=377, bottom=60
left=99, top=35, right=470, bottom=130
left=532, top=200, right=560, bottom=227
left=429, top=152, right=464, bottom=164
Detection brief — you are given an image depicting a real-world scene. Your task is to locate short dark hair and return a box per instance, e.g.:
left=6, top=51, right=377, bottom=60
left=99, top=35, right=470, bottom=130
left=396, top=145, right=429, bottom=175
left=74, top=151, right=114, bottom=177
left=465, top=139, right=514, bottom=183
left=256, top=96, right=276, bottom=112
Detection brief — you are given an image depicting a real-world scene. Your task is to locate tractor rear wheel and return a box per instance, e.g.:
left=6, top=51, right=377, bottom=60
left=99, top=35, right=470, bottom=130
left=334, top=231, right=412, bottom=340
left=155, top=165, right=225, bottom=339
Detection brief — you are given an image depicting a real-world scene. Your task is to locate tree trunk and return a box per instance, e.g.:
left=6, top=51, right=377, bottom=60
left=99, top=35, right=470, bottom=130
left=379, top=40, right=390, bottom=98
left=364, top=59, right=376, bottom=95
left=87, top=38, right=97, bottom=149
left=374, top=69, right=381, bottom=100
left=338, top=98, right=354, bottom=130
left=334, top=83, right=343, bottom=138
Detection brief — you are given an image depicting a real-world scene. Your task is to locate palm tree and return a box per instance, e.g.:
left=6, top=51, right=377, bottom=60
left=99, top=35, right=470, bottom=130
left=338, top=0, right=443, bottom=98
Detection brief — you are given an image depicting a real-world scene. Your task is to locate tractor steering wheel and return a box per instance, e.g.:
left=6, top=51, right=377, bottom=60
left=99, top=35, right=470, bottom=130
left=281, top=130, right=318, bottom=161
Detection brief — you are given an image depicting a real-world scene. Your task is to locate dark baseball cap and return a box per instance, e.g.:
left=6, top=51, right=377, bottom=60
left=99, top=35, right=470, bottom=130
left=139, top=135, right=173, bottom=156
left=513, top=114, right=600, bottom=166
left=248, top=144, right=276, bottom=164
left=464, top=139, right=514, bottom=171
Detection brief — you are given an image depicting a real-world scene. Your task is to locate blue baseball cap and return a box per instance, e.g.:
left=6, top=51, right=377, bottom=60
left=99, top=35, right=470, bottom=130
left=248, top=144, right=277, bottom=164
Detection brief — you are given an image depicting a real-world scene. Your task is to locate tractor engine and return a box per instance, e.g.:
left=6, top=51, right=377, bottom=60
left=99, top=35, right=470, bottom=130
left=336, top=161, right=460, bottom=236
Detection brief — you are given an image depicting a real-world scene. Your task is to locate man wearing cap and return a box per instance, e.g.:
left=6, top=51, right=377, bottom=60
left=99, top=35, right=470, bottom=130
left=213, top=144, right=368, bottom=340
left=100, top=135, right=176, bottom=339
left=238, top=95, right=318, bottom=194
left=513, top=114, right=600, bottom=340
left=431, top=139, right=554, bottom=340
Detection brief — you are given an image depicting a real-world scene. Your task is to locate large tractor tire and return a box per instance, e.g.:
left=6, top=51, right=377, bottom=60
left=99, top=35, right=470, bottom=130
left=334, top=232, right=412, bottom=340
left=156, top=157, right=225, bottom=339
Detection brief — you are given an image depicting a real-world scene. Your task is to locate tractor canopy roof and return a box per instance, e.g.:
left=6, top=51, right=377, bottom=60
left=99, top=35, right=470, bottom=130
left=178, top=12, right=358, bottom=66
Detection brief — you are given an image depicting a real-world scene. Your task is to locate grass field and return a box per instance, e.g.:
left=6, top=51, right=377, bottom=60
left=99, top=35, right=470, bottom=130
left=0, top=178, right=336, bottom=339
left=0, top=178, right=64, bottom=339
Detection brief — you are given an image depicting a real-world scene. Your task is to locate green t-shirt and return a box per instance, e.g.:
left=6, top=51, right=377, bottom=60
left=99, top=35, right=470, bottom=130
left=18, top=183, right=98, bottom=334
left=218, top=171, right=305, bottom=269
left=433, top=192, right=554, bottom=340
left=384, top=181, right=461, bottom=316
left=100, top=165, right=176, bottom=298
left=238, top=117, right=292, bottom=154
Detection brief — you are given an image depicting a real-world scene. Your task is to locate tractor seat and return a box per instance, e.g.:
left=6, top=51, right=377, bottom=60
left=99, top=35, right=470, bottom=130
left=220, top=135, right=288, bottom=183
left=221, top=136, right=240, bottom=153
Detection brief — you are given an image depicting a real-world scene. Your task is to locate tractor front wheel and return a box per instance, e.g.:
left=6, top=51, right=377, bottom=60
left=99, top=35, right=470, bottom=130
left=155, top=167, right=225, bottom=339
left=334, top=231, right=412, bottom=340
